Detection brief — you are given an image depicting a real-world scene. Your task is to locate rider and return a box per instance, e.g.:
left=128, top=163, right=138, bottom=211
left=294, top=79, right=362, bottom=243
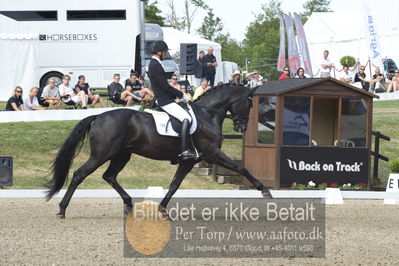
left=148, top=40, right=198, bottom=160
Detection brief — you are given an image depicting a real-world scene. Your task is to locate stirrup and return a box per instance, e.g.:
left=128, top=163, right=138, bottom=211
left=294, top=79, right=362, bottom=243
left=179, top=150, right=200, bottom=160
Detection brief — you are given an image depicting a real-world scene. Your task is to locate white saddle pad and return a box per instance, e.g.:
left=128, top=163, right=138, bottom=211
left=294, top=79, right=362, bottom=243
left=145, top=105, right=197, bottom=137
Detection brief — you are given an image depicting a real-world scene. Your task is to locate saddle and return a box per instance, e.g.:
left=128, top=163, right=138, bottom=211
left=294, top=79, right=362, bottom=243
left=144, top=102, right=198, bottom=137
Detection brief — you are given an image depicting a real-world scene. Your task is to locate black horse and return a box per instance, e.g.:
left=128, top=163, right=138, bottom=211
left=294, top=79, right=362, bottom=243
left=46, top=84, right=272, bottom=218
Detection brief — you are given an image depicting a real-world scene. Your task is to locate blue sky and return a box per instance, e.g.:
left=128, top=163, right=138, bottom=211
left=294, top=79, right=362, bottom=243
left=157, top=0, right=384, bottom=41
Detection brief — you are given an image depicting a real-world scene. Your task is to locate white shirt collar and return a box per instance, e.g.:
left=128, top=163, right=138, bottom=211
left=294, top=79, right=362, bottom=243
left=152, top=55, right=162, bottom=64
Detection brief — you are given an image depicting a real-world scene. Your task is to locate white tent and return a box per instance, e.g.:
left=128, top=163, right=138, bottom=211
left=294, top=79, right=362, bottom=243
left=161, top=27, right=223, bottom=85
left=0, top=15, right=39, bottom=101
left=304, top=2, right=399, bottom=77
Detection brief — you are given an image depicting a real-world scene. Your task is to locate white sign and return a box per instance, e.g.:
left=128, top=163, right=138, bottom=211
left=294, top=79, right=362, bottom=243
left=384, top=174, right=399, bottom=204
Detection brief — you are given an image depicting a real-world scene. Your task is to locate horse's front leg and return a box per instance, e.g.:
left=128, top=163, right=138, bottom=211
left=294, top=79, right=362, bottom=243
left=208, top=150, right=272, bottom=198
left=159, top=160, right=197, bottom=209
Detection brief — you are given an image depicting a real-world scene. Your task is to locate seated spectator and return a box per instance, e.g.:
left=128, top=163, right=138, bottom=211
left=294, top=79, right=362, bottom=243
left=176, top=85, right=192, bottom=102
left=59, top=75, right=88, bottom=108
left=108, top=74, right=139, bottom=106
left=370, top=68, right=385, bottom=92
left=125, top=72, right=154, bottom=100
left=354, top=66, right=370, bottom=91
left=75, top=75, right=107, bottom=108
left=229, top=70, right=242, bottom=85
left=387, top=70, right=399, bottom=93
left=295, top=68, right=307, bottom=79
left=193, top=79, right=209, bottom=101
left=23, top=87, right=44, bottom=111
left=40, top=78, right=61, bottom=107
left=5, top=86, right=24, bottom=111
left=168, top=74, right=181, bottom=91
left=252, top=70, right=265, bottom=84
left=279, top=67, right=290, bottom=80
left=340, top=66, right=354, bottom=84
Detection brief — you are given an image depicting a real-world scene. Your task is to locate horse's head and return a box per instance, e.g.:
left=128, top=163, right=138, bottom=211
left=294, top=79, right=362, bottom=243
left=228, top=86, right=258, bottom=133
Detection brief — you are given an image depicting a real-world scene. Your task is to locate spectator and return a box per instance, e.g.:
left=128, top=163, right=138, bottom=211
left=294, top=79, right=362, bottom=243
left=340, top=66, right=354, bottom=84
left=217, top=81, right=224, bottom=87
left=252, top=70, right=264, bottom=85
left=40, top=78, right=61, bottom=107
left=204, top=47, right=217, bottom=87
left=5, top=86, right=24, bottom=111
left=108, top=74, right=138, bottom=106
left=295, top=68, right=307, bottom=79
left=168, top=74, right=181, bottom=90
left=75, top=75, right=106, bottom=108
left=194, top=51, right=207, bottom=87
left=59, top=74, right=88, bottom=108
left=177, top=85, right=192, bottom=102
left=23, top=87, right=44, bottom=111
left=387, top=69, right=399, bottom=93
left=229, top=70, right=242, bottom=85
left=354, top=66, right=370, bottom=91
left=125, top=72, right=154, bottom=100
left=370, top=68, right=385, bottom=92
left=320, top=50, right=333, bottom=78
left=279, top=67, right=290, bottom=80
left=193, top=79, right=209, bottom=101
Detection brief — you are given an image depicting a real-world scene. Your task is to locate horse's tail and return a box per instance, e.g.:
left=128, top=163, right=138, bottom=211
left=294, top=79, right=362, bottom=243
left=46, top=115, right=98, bottom=200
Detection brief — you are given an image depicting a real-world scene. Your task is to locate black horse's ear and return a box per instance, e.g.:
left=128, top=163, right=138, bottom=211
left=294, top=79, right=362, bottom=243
left=247, top=85, right=259, bottom=99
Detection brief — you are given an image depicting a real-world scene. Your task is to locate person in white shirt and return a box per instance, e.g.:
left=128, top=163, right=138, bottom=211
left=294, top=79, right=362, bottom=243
left=58, top=75, right=88, bottom=108
left=320, top=50, right=333, bottom=78
left=340, top=66, right=354, bottom=84
left=23, top=87, right=44, bottom=111
left=40, top=78, right=61, bottom=107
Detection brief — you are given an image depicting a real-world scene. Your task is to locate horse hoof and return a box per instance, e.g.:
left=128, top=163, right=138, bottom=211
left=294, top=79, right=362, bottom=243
left=56, top=213, right=65, bottom=219
left=261, top=188, right=273, bottom=199
left=124, top=205, right=132, bottom=215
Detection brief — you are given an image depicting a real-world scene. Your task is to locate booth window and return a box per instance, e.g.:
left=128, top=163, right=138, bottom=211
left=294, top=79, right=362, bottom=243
left=67, top=10, right=126, bottom=21
left=311, top=98, right=339, bottom=146
left=283, top=96, right=310, bottom=146
left=0, top=11, right=57, bottom=21
left=257, top=96, right=276, bottom=144
left=340, top=98, right=367, bottom=147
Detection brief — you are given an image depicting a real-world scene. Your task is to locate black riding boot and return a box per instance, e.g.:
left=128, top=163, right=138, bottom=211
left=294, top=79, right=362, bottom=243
left=179, top=119, right=198, bottom=160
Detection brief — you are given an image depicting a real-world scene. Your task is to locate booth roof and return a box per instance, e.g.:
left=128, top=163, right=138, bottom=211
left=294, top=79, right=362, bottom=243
left=254, top=77, right=378, bottom=98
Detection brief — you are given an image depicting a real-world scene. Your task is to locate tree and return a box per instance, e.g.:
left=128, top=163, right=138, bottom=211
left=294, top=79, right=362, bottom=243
left=242, top=0, right=283, bottom=80
left=164, top=0, right=208, bottom=33
left=215, top=34, right=245, bottom=67
left=302, top=0, right=332, bottom=21
left=197, top=8, right=223, bottom=41
left=164, top=0, right=185, bottom=30
left=144, top=1, right=166, bottom=26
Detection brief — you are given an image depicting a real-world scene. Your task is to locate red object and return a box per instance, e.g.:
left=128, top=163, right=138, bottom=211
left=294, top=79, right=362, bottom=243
left=329, top=182, right=339, bottom=188
left=279, top=73, right=288, bottom=80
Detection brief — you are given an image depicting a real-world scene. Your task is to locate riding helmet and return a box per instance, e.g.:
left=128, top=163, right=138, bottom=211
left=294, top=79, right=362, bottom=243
left=152, top=40, right=169, bottom=54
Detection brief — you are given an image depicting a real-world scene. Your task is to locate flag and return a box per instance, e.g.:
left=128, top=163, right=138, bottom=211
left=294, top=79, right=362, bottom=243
left=293, top=13, right=313, bottom=76
left=362, top=2, right=382, bottom=67
left=284, top=14, right=300, bottom=75
left=277, top=15, right=286, bottom=72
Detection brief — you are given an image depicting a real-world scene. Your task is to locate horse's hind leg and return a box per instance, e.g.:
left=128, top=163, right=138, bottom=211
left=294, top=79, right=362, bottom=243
left=102, top=153, right=132, bottom=211
left=160, top=160, right=196, bottom=209
left=58, top=156, right=105, bottom=218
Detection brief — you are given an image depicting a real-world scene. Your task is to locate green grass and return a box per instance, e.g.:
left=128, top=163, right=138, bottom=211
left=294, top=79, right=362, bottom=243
left=0, top=100, right=397, bottom=189
left=0, top=118, right=240, bottom=190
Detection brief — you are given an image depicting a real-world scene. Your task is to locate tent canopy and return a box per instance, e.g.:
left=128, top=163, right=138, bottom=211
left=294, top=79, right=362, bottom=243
left=304, top=2, right=399, bottom=76
left=0, top=14, right=39, bottom=101
left=161, top=27, right=223, bottom=84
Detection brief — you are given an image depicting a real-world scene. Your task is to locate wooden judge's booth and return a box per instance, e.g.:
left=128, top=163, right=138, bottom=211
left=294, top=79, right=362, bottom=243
left=243, top=78, right=378, bottom=188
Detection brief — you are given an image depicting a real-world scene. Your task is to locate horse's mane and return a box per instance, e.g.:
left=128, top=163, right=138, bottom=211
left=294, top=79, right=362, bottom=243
left=194, top=83, right=246, bottom=102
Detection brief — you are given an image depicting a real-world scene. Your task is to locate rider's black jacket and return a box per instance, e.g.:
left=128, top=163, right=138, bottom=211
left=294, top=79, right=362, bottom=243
left=148, top=57, right=183, bottom=106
